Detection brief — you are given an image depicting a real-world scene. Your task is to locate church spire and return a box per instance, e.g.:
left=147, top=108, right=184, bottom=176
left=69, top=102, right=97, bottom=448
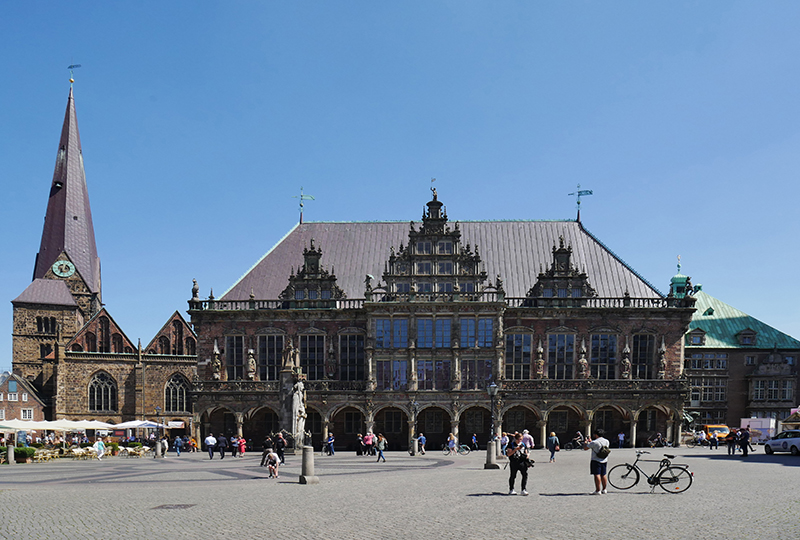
left=33, top=87, right=101, bottom=297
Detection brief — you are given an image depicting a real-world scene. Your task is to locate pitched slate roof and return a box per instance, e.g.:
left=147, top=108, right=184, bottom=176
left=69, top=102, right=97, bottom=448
left=32, top=87, right=101, bottom=295
left=222, top=220, right=662, bottom=301
left=12, top=279, right=77, bottom=307
left=688, top=290, right=800, bottom=349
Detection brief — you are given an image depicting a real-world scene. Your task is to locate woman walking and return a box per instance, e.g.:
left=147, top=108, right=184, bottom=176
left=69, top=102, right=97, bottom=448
left=376, top=433, right=387, bottom=462
left=546, top=432, right=560, bottom=462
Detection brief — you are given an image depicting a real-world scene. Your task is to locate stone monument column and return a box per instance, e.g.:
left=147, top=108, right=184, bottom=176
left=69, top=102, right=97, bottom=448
left=234, top=412, right=244, bottom=438
left=630, top=419, right=638, bottom=448
left=537, top=420, right=547, bottom=450
left=450, top=419, right=460, bottom=443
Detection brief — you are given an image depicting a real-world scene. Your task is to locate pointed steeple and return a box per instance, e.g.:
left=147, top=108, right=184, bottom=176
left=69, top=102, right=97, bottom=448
left=33, top=87, right=101, bottom=297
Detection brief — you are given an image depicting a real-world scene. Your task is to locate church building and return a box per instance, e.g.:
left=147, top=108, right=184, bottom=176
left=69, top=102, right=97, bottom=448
left=11, top=87, right=197, bottom=432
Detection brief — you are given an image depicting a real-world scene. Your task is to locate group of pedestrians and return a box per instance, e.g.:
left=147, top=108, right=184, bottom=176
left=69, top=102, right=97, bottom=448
left=356, top=432, right=387, bottom=461
left=725, top=427, right=753, bottom=456
left=201, top=433, right=250, bottom=459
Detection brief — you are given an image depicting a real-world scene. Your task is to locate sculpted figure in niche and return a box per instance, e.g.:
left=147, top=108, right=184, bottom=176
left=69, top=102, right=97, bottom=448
left=282, top=337, right=297, bottom=368
left=211, top=340, right=222, bottom=380
left=247, top=349, right=257, bottom=380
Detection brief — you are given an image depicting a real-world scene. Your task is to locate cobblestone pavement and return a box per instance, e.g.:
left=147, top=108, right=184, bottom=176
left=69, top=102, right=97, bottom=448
left=1, top=446, right=798, bottom=539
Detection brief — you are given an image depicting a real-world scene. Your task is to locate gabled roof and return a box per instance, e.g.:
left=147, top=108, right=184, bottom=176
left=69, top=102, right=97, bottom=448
left=145, top=311, right=197, bottom=353
left=0, top=372, right=46, bottom=406
left=222, top=219, right=662, bottom=300
left=33, top=87, right=101, bottom=295
left=67, top=307, right=136, bottom=351
left=687, top=290, right=800, bottom=349
left=12, top=278, right=77, bottom=307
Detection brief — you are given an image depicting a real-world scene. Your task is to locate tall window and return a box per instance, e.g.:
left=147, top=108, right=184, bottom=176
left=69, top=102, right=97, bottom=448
left=226, top=335, right=245, bottom=379
left=417, top=359, right=434, bottom=390
left=378, top=409, right=403, bottom=433
left=344, top=411, right=363, bottom=434
left=99, top=316, right=111, bottom=353
left=340, top=334, right=365, bottom=381
left=36, top=316, right=57, bottom=334
left=631, top=335, right=655, bottom=379
left=172, top=320, right=184, bottom=355
left=112, top=334, right=124, bottom=353
left=461, top=319, right=476, bottom=347
left=376, top=360, right=407, bottom=390
left=159, top=336, right=171, bottom=355
left=435, top=318, right=451, bottom=348
left=86, top=332, right=97, bottom=352
left=461, top=357, right=492, bottom=390
left=505, top=334, right=531, bottom=380
left=375, top=318, right=408, bottom=348
left=257, top=334, right=284, bottom=381
left=417, top=318, right=433, bottom=348
left=477, top=319, right=493, bottom=348
left=185, top=337, right=196, bottom=355
left=88, top=372, right=117, bottom=412
left=590, top=334, right=617, bottom=379
left=165, top=374, right=189, bottom=412
left=548, top=334, right=575, bottom=379
left=300, top=335, right=325, bottom=380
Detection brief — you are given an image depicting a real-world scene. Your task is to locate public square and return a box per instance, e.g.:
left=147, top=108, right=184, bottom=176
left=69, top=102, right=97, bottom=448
left=1, top=445, right=798, bottom=539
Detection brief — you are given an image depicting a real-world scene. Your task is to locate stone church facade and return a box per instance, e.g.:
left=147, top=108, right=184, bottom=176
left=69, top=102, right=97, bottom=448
left=10, top=88, right=197, bottom=432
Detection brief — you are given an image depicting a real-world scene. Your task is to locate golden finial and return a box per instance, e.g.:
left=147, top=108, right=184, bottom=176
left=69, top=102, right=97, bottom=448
left=68, top=64, right=81, bottom=85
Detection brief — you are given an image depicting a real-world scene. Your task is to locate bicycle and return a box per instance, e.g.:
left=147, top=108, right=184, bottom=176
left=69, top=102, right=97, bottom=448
left=563, top=439, right=584, bottom=451
left=685, top=437, right=709, bottom=448
left=608, top=451, right=693, bottom=493
left=441, top=443, right=471, bottom=456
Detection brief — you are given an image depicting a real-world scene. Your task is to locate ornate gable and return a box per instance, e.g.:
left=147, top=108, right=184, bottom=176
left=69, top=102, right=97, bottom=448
left=526, top=236, right=596, bottom=302
left=145, top=311, right=197, bottom=355
left=378, top=189, right=489, bottom=299
left=67, top=307, right=135, bottom=353
left=279, top=240, right=345, bottom=306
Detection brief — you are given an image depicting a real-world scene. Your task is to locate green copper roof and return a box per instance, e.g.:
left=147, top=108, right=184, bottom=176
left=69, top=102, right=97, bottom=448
left=687, top=290, right=800, bottom=349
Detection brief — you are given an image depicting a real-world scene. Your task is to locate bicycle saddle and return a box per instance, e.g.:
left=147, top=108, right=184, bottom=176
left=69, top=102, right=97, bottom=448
left=664, top=454, right=675, bottom=459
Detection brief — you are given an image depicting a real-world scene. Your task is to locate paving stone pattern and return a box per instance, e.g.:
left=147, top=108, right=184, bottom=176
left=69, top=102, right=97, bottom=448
left=0, top=447, right=798, bottom=539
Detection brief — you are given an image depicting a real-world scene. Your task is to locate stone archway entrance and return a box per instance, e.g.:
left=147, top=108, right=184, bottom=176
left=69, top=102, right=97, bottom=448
left=636, top=406, right=674, bottom=447
left=417, top=406, right=449, bottom=451
left=330, top=406, right=365, bottom=452
left=243, top=407, right=280, bottom=449
left=458, top=406, right=491, bottom=450
left=546, top=405, right=584, bottom=447
left=503, top=405, right=541, bottom=446
left=374, top=407, right=409, bottom=451
left=591, top=406, right=628, bottom=447
left=203, top=407, right=237, bottom=440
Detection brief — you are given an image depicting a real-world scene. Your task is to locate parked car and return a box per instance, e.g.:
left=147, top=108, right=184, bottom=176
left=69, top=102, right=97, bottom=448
left=764, top=430, right=800, bottom=455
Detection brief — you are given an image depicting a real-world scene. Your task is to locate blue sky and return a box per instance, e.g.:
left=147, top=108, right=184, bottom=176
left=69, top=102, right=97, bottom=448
left=2, top=2, right=800, bottom=371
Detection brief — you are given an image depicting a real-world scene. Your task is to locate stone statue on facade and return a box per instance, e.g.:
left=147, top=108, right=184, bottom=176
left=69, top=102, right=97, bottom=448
left=292, top=375, right=307, bottom=447
left=191, top=278, right=200, bottom=301
left=620, top=341, right=632, bottom=380
left=211, top=339, right=222, bottom=380
left=657, top=339, right=667, bottom=379
left=282, top=337, right=297, bottom=369
left=246, top=349, right=257, bottom=380
left=577, top=339, right=589, bottom=379
left=535, top=340, right=545, bottom=379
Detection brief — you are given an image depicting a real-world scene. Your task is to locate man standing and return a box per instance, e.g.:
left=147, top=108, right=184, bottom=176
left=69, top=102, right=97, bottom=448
left=418, top=433, right=427, bottom=455
left=739, top=427, right=750, bottom=457
left=216, top=434, right=228, bottom=459
left=174, top=436, right=184, bottom=456
left=274, top=433, right=286, bottom=464
left=204, top=433, right=217, bottom=460
left=326, top=432, right=335, bottom=455
left=506, top=432, right=530, bottom=496
left=617, top=431, right=625, bottom=449
left=584, top=429, right=610, bottom=495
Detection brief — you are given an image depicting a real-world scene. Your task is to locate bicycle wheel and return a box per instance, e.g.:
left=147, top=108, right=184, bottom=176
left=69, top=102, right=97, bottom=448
left=442, top=445, right=450, bottom=455
left=459, top=445, right=470, bottom=456
left=658, top=466, right=692, bottom=493
left=685, top=439, right=696, bottom=448
left=608, top=464, right=639, bottom=490
left=564, top=442, right=574, bottom=451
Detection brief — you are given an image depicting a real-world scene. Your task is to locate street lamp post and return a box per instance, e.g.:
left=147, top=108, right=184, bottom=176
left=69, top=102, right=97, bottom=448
left=487, top=382, right=498, bottom=441
left=410, top=400, right=420, bottom=456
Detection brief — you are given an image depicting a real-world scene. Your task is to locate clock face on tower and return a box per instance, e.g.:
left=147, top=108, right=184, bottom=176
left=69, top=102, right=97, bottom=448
left=52, top=260, right=76, bottom=278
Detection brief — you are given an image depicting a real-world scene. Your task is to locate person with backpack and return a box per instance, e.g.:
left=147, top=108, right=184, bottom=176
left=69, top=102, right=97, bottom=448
left=216, top=433, right=229, bottom=459
left=506, top=431, right=531, bottom=496
left=174, top=435, right=184, bottom=456
left=583, top=429, right=611, bottom=495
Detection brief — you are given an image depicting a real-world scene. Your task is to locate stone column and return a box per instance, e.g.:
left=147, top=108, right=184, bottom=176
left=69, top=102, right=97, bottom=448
left=584, top=420, right=592, bottom=440
left=322, top=421, right=330, bottom=446
left=366, top=350, right=375, bottom=391
left=451, top=420, right=460, bottom=442
left=538, top=420, right=547, bottom=450
left=630, top=419, right=638, bottom=448
left=495, top=347, right=504, bottom=384
left=484, top=440, right=500, bottom=469
left=665, top=418, right=674, bottom=445
left=451, top=349, right=461, bottom=391
left=365, top=420, right=375, bottom=436
left=408, top=350, right=418, bottom=392
left=407, top=420, right=417, bottom=454
left=299, top=446, right=319, bottom=484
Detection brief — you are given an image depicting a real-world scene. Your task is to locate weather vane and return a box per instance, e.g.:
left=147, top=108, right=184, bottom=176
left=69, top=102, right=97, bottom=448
left=568, top=183, right=593, bottom=221
left=293, top=187, right=315, bottom=224
left=68, top=64, right=81, bottom=86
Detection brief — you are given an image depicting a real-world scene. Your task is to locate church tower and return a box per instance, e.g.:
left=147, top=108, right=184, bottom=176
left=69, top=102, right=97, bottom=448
left=11, top=87, right=102, bottom=393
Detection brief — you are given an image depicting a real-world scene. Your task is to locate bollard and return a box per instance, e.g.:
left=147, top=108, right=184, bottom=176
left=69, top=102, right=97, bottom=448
left=7, top=438, right=14, bottom=466
left=412, top=438, right=419, bottom=456
left=299, top=445, right=319, bottom=484
left=484, top=440, right=500, bottom=469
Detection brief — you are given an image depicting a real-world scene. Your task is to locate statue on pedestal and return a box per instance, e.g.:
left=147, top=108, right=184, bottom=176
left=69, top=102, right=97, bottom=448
left=211, top=339, right=221, bottom=380
left=282, top=337, right=297, bottom=369
left=291, top=375, right=308, bottom=447
left=246, top=349, right=257, bottom=380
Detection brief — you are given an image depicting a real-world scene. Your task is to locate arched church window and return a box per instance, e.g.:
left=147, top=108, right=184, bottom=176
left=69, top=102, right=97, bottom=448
left=99, top=316, right=111, bottom=352
left=172, top=320, right=184, bottom=355
left=71, top=344, right=83, bottom=352
left=158, top=336, right=170, bottom=355
left=165, top=374, right=189, bottom=413
left=112, top=333, right=124, bottom=353
left=86, top=332, right=97, bottom=352
left=185, top=337, right=196, bottom=356
left=88, top=372, right=117, bottom=412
